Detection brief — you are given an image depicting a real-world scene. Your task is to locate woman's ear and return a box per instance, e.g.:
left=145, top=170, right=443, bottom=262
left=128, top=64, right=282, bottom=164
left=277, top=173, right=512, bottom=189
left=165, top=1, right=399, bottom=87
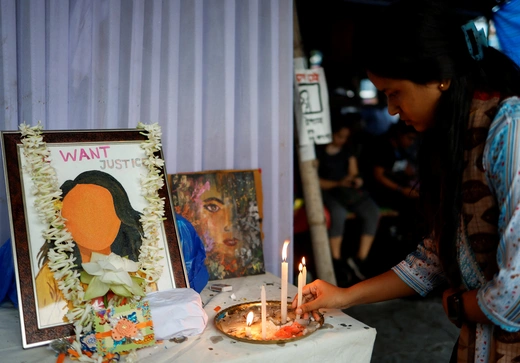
left=439, top=79, right=452, bottom=91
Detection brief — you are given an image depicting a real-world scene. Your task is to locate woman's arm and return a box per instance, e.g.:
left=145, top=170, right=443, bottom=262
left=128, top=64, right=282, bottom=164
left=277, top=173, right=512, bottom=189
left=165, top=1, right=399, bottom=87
left=373, top=165, right=401, bottom=192
left=293, top=270, right=417, bottom=319
left=319, top=178, right=342, bottom=190
left=347, top=156, right=363, bottom=188
left=373, top=165, right=418, bottom=197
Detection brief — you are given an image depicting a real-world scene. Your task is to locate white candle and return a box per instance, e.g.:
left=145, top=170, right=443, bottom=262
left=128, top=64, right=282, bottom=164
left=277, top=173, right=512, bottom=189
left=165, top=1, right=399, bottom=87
left=261, top=285, right=267, bottom=340
left=281, top=240, right=290, bottom=324
left=246, top=311, right=254, bottom=337
left=302, top=257, right=307, bottom=285
left=296, top=262, right=303, bottom=320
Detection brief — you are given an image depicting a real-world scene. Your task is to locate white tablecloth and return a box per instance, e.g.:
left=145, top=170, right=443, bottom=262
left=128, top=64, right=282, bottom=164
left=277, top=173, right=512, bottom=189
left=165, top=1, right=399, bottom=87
left=0, top=273, right=376, bottom=362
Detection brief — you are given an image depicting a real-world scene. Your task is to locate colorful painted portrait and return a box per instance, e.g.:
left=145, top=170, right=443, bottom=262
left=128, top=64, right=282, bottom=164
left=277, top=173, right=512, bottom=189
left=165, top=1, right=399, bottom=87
left=170, top=170, right=265, bottom=280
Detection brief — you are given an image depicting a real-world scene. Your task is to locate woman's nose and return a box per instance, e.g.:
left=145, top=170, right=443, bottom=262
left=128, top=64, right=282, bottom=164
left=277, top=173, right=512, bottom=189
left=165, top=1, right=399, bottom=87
left=224, top=206, right=232, bottom=231
left=387, top=101, right=400, bottom=116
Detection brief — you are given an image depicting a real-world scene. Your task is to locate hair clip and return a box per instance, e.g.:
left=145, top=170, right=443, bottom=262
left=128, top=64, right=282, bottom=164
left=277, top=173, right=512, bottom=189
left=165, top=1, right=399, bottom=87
left=461, top=21, right=488, bottom=61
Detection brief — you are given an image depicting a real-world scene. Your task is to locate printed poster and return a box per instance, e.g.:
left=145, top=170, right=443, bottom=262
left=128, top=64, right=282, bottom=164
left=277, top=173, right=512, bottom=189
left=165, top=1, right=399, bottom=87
left=295, top=68, right=332, bottom=146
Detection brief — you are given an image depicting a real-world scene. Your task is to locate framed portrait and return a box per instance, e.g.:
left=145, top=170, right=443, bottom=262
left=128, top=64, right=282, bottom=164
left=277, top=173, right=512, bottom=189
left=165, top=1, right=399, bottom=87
left=2, top=129, right=187, bottom=348
left=169, top=169, right=265, bottom=281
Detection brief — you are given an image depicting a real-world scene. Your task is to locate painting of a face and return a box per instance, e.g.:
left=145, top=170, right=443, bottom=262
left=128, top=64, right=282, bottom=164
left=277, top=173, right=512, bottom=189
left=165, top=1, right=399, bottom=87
left=199, top=182, right=243, bottom=259
left=171, top=170, right=265, bottom=280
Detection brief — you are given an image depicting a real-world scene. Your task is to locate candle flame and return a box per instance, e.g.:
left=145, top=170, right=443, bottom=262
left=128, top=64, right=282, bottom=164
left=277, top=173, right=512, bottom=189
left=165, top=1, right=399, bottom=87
left=282, top=240, right=290, bottom=261
left=299, top=262, right=303, bottom=272
left=302, top=257, right=306, bottom=266
left=246, top=311, right=254, bottom=326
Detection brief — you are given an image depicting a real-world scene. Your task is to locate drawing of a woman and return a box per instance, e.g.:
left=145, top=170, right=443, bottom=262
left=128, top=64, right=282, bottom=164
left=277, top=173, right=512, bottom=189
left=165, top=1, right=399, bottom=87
left=35, top=170, right=143, bottom=324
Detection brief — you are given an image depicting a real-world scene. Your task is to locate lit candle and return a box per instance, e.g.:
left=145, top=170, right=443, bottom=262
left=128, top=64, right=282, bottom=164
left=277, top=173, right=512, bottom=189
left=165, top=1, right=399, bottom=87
left=281, top=240, right=290, bottom=324
left=296, top=262, right=303, bottom=320
left=246, top=311, right=254, bottom=337
left=302, top=257, right=307, bottom=285
left=261, top=285, right=267, bottom=340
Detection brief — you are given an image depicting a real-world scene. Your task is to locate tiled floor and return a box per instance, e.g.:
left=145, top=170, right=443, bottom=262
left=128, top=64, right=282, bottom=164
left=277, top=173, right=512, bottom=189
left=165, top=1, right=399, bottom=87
left=346, top=294, right=459, bottom=363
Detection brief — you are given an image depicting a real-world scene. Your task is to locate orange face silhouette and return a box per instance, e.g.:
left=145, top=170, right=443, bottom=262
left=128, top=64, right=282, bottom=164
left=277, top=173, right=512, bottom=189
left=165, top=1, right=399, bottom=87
left=61, top=184, right=121, bottom=261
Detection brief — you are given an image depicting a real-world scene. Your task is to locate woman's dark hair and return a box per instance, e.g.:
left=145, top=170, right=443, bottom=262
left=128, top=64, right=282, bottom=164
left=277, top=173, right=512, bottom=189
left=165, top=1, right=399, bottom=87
left=38, top=170, right=143, bottom=268
left=357, top=0, right=520, bottom=283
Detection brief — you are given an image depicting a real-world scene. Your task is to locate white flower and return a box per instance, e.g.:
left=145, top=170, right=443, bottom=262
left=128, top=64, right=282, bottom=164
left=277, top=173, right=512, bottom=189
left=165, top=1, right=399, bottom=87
left=81, top=252, right=144, bottom=300
left=83, top=252, right=138, bottom=285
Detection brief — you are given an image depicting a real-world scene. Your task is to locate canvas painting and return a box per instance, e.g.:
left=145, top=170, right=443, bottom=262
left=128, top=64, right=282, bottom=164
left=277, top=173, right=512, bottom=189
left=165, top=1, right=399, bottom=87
left=170, top=170, right=265, bottom=280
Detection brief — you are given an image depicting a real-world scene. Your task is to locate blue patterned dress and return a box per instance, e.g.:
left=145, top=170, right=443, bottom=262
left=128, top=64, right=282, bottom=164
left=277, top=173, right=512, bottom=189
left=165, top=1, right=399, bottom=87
left=392, top=97, right=520, bottom=362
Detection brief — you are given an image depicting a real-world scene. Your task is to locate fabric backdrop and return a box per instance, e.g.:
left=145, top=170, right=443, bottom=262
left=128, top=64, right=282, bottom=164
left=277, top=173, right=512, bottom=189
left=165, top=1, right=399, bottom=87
left=0, top=0, right=294, bottom=279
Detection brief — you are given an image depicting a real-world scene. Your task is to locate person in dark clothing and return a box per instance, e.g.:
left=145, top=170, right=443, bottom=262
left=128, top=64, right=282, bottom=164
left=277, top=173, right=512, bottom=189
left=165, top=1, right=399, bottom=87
left=316, top=117, right=380, bottom=283
left=364, top=120, right=422, bottom=242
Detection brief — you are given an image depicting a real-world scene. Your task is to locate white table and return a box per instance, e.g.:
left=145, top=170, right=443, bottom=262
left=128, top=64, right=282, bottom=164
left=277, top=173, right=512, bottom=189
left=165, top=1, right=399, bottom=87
left=0, top=273, right=376, bottom=362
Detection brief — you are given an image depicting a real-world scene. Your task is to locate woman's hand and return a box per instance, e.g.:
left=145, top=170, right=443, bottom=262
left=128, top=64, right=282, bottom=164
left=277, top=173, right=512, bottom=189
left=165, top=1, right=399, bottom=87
left=351, top=176, right=363, bottom=189
left=291, top=279, right=346, bottom=321
left=340, top=175, right=363, bottom=189
left=291, top=271, right=418, bottom=323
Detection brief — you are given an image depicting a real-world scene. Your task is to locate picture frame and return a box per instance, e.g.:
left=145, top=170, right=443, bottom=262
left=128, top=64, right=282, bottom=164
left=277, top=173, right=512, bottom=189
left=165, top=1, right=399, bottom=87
left=1, top=128, right=188, bottom=348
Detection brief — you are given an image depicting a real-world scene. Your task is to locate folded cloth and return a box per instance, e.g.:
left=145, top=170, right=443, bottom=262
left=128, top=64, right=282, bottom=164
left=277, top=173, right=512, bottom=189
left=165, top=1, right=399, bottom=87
left=145, top=288, right=208, bottom=340
left=0, top=239, right=17, bottom=307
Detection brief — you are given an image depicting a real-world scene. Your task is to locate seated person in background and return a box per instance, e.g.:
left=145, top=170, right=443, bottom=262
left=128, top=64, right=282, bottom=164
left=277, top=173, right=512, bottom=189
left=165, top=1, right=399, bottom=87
left=316, top=116, right=380, bottom=284
left=363, top=120, right=422, bottom=242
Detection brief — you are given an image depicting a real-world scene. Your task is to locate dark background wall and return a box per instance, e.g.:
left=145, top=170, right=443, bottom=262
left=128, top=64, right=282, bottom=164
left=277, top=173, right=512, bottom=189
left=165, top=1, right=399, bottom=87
left=295, top=0, right=493, bottom=93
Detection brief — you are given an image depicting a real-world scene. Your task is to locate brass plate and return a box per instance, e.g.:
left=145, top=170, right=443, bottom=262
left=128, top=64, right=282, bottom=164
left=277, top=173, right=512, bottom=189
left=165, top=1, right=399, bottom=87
left=214, top=300, right=324, bottom=344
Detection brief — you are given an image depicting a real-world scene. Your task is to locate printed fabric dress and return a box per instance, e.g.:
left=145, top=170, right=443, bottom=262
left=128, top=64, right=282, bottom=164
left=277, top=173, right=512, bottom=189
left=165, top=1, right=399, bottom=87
left=392, top=95, right=520, bottom=363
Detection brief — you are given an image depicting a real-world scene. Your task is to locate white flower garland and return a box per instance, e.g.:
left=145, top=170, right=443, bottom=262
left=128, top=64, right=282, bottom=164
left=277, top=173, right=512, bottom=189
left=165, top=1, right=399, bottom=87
left=136, top=122, right=165, bottom=286
left=20, top=122, right=165, bottom=360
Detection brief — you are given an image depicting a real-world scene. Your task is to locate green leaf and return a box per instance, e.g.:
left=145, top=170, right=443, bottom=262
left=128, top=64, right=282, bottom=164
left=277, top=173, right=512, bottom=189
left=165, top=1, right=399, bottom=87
left=128, top=278, right=146, bottom=296
left=111, top=284, right=133, bottom=297
left=131, top=275, right=145, bottom=285
left=83, top=276, right=110, bottom=300
left=80, top=271, right=93, bottom=284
